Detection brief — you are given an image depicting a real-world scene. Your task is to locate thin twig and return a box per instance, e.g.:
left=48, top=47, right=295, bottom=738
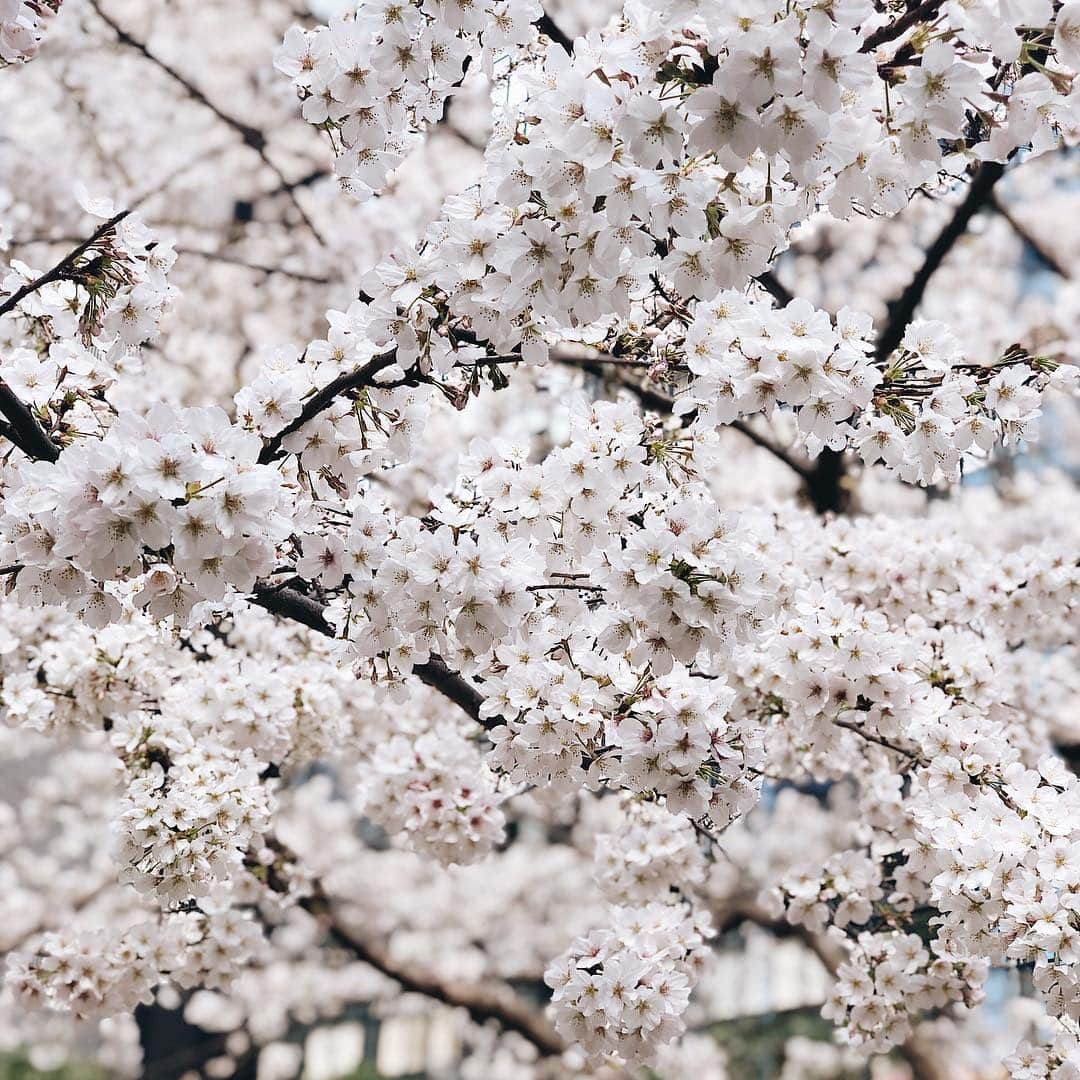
left=87, top=0, right=327, bottom=246
left=992, top=193, right=1072, bottom=278
left=175, top=247, right=332, bottom=285
left=0, top=210, right=130, bottom=320
left=834, top=717, right=924, bottom=762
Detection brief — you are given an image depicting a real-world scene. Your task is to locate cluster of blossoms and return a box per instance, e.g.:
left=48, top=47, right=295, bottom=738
left=1007, top=1028, right=1080, bottom=1080
left=233, top=306, right=435, bottom=486
left=111, top=710, right=273, bottom=901
left=356, top=722, right=506, bottom=865
left=274, top=0, right=541, bottom=199
left=1, top=403, right=291, bottom=624
left=777, top=849, right=886, bottom=934
left=594, top=798, right=704, bottom=905
left=782, top=510, right=1080, bottom=651
left=730, top=508, right=1078, bottom=782
left=3, top=0, right=1080, bottom=1071
left=821, top=931, right=988, bottom=1052
left=298, top=401, right=770, bottom=827
left=729, top=504, right=1080, bottom=1058
left=679, top=295, right=1076, bottom=483
left=541, top=799, right=715, bottom=1064
left=0, top=0, right=60, bottom=65
left=906, top=751, right=1080, bottom=1057
left=280, top=0, right=1080, bottom=417
left=544, top=901, right=712, bottom=1066
left=8, top=909, right=265, bottom=1019
left=0, top=204, right=178, bottom=504
left=1, top=201, right=176, bottom=356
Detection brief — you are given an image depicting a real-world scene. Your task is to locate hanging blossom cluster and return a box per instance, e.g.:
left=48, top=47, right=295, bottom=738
left=907, top=752, right=1080, bottom=1056
left=545, top=800, right=712, bottom=1066
left=0, top=572, right=515, bottom=895
left=0, top=599, right=395, bottom=901
left=274, top=0, right=541, bottom=199
left=278, top=0, right=1080, bottom=406
left=8, top=910, right=266, bottom=1020
left=544, top=902, right=712, bottom=1066
left=678, top=295, right=1077, bottom=484
left=0, top=0, right=60, bottom=65
left=356, top=722, right=506, bottom=865
left=821, top=931, right=988, bottom=1052
left=594, top=797, right=705, bottom=905
left=111, top=710, right=273, bottom=902
left=299, top=401, right=770, bottom=826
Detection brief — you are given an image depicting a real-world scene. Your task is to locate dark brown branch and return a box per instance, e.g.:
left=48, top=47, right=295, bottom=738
left=88, top=1, right=326, bottom=245
left=756, top=270, right=794, bottom=307
left=249, top=583, right=487, bottom=726
left=316, top=911, right=564, bottom=1055
left=0, top=210, right=130, bottom=320
left=415, top=653, right=485, bottom=723
left=535, top=12, right=573, bottom=54
left=257, top=351, right=398, bottom=464
left=732, top=419, right=815, bottom=482
left=0, top=381, right=60, bottom=462
left=860, top=0, right=944, bottom=55
left=875, top=161, right=1006, bottom=364
left=250, top=583, right=334, bottom=635
left=575, top=354, right=847, bottom=514
left=712, top=896, right=844, bottom=974
left=241, top=843, right=561, bottom=1056
left=804, top=447, right=850, bottom=515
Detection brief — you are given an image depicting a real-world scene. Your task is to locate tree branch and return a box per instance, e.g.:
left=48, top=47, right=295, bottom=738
left=834, top=717, right=924, bottom=763
left=242, top=840, right=563, bottom=1057
left=860, top=0, right=944, bottom=55
left=756, top=270, right=794, bottom=307
left=535, top=11, right=573, bottom=54
left=0, top=381, right=60, bottom=462
left=804, top=447, right=850, bottom=515
left=256, top=350, right=399, bottom=464
left=312, top=903, right=565, bottom=1055
left=1, top=209, right=128, bottom=459
left=174, top=247, right=332, bottom=285
left=992, top=193, right=1072, bottom=278
left=87, top=0, right=326, bottom=246
left=875, top=161, right=1006, bottom=364
left=711, top=895, right=844, bottom=974
left=0, top=210, right=130, bottom=320
left=249, top=583, right=487, bottom=726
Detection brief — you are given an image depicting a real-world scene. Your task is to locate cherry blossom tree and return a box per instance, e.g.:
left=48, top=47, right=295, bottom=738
left=1, top=0, right=1080, bottom=1077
